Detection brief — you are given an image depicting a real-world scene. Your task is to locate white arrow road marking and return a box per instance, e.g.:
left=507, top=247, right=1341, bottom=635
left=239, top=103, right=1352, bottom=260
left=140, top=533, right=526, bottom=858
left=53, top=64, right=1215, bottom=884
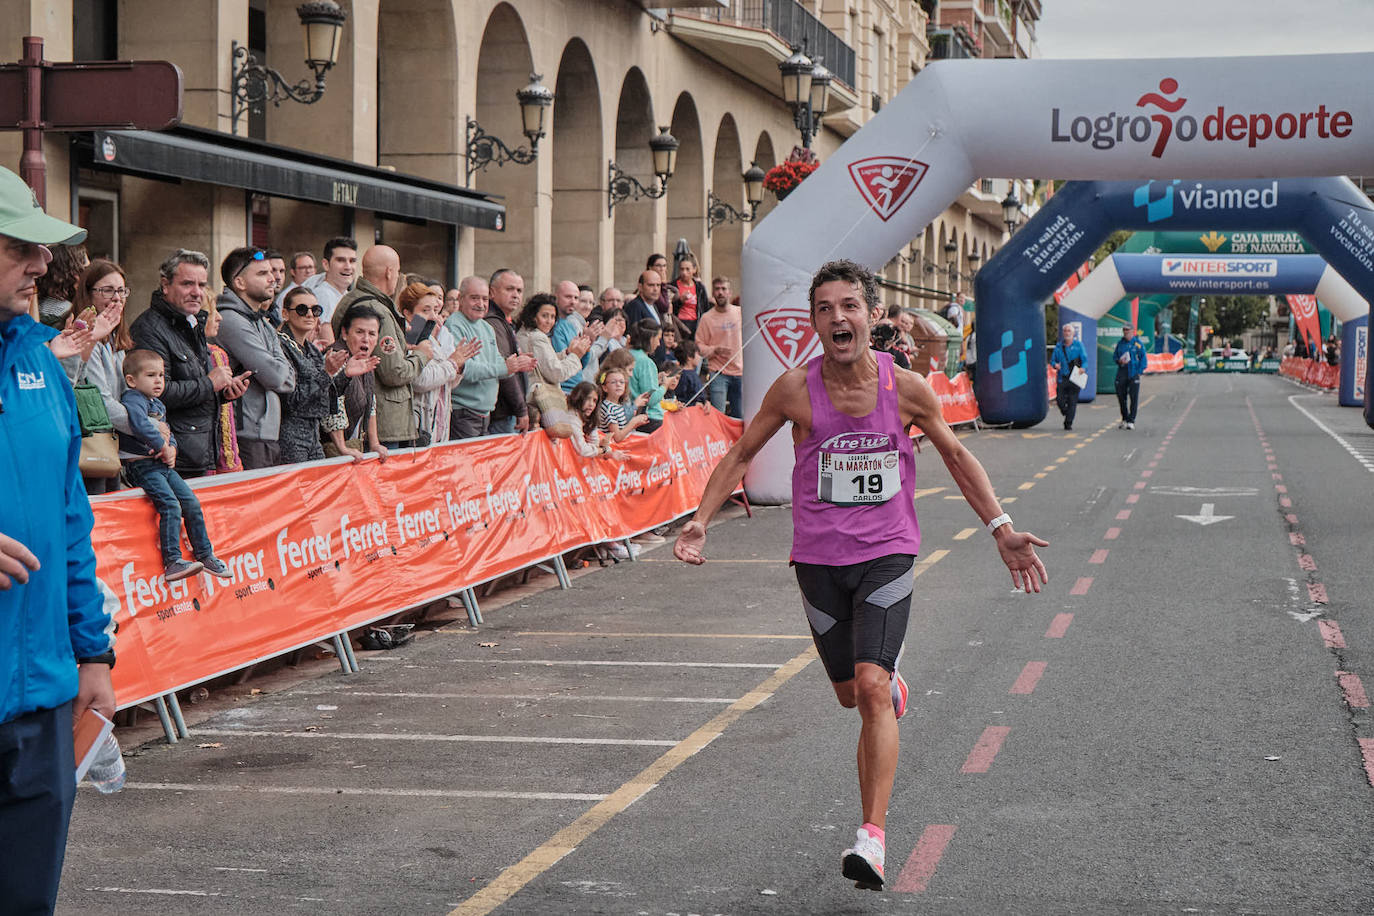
left=1176, top=503, right=1235, bottom=525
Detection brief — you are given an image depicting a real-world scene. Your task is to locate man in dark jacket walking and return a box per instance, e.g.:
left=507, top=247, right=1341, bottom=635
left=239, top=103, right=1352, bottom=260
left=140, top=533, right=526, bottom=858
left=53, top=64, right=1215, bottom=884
left=130, top=249, right=249, bottom=476
left=215, top=246, right=296, bottom=468
left=0, top=164, right=116, bottom=913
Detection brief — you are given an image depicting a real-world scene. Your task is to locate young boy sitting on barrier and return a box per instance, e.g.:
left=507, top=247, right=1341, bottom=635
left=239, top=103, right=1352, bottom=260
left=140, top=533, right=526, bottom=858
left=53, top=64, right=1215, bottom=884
left=119, top=349, right=230, bottom=582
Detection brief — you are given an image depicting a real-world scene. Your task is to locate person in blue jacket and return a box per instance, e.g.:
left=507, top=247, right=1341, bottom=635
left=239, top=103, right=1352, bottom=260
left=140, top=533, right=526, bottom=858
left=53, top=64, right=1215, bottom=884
left=1049, top=323, right=1087, bottom=431
left=0, top=164, right=116, bottom=913
left=1113, top=325, right=1148, bottom=429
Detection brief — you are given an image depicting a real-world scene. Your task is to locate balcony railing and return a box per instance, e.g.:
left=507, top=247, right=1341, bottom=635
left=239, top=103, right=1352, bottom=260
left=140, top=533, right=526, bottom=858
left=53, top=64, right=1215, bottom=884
left=698, top=0, right=857, bottom=88
left=928, top=27, right=978, bottom=61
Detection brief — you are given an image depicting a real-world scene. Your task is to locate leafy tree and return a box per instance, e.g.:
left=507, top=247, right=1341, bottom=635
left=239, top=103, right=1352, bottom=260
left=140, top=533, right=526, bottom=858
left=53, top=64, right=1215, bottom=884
left=1169, top=294, right=1271, bottom=342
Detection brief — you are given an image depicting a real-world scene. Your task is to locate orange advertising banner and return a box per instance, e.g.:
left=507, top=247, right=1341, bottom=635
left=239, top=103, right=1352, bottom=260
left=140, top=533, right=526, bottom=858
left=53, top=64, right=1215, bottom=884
left=93, top=408, right=743, bottom=709
left=926, top=371, right=979, bottom=425
left=1145, top=351, right=1184, bottom=373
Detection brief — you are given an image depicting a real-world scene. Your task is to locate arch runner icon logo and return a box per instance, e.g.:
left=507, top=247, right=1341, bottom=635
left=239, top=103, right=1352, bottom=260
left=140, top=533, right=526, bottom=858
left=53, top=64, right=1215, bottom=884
left=755, top=307, right=821, bottom=368
left=848, top=156, right=929, bottom=222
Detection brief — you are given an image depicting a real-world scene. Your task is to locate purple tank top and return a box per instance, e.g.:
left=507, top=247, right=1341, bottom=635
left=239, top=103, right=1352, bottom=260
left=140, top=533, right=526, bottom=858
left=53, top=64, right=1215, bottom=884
left=791, top=351, right=921, bottom=565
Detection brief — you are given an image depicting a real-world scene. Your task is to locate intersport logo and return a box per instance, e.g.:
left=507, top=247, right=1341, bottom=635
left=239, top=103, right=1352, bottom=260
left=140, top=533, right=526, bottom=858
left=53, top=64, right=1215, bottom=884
left=1161, top=257, right=1278, bottom=277
left=1051, top=78, right=1354, bottom=159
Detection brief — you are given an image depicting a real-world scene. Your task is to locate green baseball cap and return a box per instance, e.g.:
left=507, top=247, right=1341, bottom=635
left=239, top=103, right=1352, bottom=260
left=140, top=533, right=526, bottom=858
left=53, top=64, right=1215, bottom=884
left=0, top=165, right=86, bottom=245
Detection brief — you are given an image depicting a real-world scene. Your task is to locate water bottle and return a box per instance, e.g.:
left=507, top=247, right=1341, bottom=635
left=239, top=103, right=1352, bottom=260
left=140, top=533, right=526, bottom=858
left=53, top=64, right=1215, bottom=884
left=85, top=732, right=126, bottom=794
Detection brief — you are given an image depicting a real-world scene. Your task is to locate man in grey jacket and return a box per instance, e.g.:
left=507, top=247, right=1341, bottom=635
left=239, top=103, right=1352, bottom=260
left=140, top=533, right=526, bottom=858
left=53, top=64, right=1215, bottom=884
left=215, top=247, right=296, bottom=468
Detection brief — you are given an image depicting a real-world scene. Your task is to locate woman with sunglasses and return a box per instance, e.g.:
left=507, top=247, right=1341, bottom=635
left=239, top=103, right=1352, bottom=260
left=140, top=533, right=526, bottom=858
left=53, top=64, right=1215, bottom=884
left=277, top=287, right=350, bottom=463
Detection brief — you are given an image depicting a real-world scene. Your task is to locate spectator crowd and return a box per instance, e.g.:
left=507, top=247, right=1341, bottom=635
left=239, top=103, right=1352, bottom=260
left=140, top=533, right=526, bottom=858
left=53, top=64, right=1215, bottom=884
left=37, top=240, right=747, bottom=512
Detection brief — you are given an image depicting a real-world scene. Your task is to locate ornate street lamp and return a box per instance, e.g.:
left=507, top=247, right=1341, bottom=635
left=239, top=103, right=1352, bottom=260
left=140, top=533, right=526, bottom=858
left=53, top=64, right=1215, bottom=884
left=944, top=240, right=959, bottom=292
left=779, top=45, right=830, bottom=149
left=1001, top=189, right=1023, bottom=234
left=465, top=73, right=555, bottom=183
left=707, top=163, right=767, bottom=236
left=607, top=127, right=680, bottom=216
left=230, top=1, right=347, bottom=134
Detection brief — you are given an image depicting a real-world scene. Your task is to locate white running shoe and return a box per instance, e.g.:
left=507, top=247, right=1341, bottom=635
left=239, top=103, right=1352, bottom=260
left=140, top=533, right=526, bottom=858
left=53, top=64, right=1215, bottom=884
left=1126, top=421, right=1135, bottom=429
left=842, top=827, right=885, bottom=891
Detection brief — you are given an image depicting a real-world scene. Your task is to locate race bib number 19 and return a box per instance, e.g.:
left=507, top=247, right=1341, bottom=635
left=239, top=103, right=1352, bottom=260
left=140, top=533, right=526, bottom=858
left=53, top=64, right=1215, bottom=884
left=818, top=449, right=900, bottom=505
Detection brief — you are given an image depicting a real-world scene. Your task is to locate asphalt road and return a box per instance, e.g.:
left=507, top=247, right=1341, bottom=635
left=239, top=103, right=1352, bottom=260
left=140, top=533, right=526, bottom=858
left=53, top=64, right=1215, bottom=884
left=58, top=372, right=1374, bottom=915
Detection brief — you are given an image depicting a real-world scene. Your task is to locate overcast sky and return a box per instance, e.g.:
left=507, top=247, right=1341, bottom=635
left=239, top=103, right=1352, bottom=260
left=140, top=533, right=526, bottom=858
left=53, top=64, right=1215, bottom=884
left=1035, top=0, right=1374, bottom=58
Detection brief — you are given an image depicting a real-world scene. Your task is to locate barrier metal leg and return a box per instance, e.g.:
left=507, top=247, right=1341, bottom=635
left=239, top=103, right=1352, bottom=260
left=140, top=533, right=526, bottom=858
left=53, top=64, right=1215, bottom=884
left=166, top=691, right=190, bottom=739
left=152, top=695, right=178, bottom=744
left=331, top=634, right=351, bottom=674
left=340, top=632, right=360, bottom=673
left=552, top=555, right=571, bottom=590
left=461, top=587, right=483, bottom=626
left=623, top=538, right=637, bottom=561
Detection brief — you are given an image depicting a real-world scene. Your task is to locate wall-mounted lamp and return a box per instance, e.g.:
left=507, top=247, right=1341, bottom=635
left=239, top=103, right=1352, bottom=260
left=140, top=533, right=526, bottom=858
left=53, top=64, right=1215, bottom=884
left=706, top=163, right=767, bottom=235
left=230, top=1, right=348, bottom=133
left=465, top=73, right=555, bottom=183
left=607, top=126, right=680, bottom=216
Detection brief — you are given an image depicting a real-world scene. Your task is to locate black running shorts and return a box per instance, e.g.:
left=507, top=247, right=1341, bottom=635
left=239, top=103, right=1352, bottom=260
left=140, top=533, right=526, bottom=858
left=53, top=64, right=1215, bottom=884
left=792, top=554, right=915, bottom=684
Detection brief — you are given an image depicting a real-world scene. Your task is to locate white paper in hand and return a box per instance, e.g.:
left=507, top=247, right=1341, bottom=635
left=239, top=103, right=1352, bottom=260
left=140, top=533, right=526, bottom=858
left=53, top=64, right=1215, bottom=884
left=1069, top=366, right=1088, bottom=389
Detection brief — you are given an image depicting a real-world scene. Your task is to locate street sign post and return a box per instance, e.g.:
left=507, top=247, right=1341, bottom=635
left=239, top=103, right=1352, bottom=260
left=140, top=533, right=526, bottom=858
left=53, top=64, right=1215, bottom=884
left=0, top=36, right=181, bottom=205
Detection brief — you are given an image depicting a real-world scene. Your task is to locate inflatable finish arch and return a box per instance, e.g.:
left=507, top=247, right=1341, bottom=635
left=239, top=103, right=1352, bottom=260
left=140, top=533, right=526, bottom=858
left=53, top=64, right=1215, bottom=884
left=972, top=177, right=1374, bottom=425
left=740, top=53, right=1374, bottom=502
left=1065, top=254, right=1369, bottom=322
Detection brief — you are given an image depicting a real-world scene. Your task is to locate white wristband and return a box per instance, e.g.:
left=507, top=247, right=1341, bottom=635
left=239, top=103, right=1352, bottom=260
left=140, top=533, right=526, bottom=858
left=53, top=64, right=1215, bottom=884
left=986, top=513, right=1012, bottom=536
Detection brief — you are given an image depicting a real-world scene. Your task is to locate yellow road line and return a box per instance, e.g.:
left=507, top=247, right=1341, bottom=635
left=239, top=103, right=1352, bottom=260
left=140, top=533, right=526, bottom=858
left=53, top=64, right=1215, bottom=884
left=952, top=528, right=977, bottom=541
left=1018, top=482, right=1035, bottom=490
left=914, top=549, right=949, bottom=577
left=447, top=648, right=817, bottom=916
left=1034, top=472, right=1047, bottom=479
left=515, top=631, right=811, bottom=640
left=912, top=487, right=946, bottom=499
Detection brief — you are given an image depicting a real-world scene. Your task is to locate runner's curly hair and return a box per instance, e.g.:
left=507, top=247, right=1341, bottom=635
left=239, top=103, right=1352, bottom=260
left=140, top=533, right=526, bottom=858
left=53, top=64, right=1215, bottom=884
left=808, top=259, right=879, bottom=315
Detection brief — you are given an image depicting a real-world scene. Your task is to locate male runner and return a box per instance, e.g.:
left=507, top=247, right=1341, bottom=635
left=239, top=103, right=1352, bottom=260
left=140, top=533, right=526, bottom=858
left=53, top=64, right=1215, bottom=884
left=674, top=259, right=1048, bottom=891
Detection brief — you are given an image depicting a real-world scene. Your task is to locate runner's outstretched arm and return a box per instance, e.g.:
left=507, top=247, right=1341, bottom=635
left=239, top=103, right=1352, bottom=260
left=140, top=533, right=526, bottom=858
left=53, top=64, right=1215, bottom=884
left=674, top=372, right=797, bottom=565
left=899, top=370, right=1049, bottom=592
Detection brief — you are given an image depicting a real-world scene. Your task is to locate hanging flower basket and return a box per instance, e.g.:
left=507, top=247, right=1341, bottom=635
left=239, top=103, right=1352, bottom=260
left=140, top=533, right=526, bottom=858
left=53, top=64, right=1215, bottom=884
left=763, top=158, right=818, bottom=199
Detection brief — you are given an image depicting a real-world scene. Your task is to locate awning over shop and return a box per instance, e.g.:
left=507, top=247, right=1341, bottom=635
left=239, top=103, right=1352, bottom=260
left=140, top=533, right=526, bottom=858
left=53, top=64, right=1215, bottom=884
left=80, top=127, right=504, bottom=231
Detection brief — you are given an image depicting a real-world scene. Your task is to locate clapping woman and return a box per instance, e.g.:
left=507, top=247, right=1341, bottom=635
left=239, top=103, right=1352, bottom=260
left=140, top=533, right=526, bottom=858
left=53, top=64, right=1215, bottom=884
left=277, top=287, right=349, bottom=463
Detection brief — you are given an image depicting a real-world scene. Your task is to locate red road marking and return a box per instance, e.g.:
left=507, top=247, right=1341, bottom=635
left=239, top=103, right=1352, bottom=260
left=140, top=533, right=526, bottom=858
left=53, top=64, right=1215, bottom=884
left=1045, top=613, right=1073, bottom=638
left=1285, top=513, right=1299, bottom=524
left=1280, top=497, right=1293, bottom=508
left=1140, top=470, right=1154, bottom=478
left=1298, top=554, right=1317, bottom=572
left=1070, top=576, right=1093, bottom=595
left=1148, top=461, right=1158, bottom=468
left=1337, top=671, right=1370, bottom=708
left=1318, top=620, right=1347, bottom=649
left=961, top=726, right=1011, bottom=773
left=1115, top=509, right=1131, bottom=520
left=1089, top=549, right=1109, bottom=564
left=1359, top=739, right=1374, bottom=788
left=1010, top=661, right=1047, bottom=695
left=1126, top=494, right=1140, bottom=504
left=1272, top=473, right=1282, bottom=480
left=893, top=824, right=958, bottom=893
left=1308, top=583, right=1329, bottom=604
left=1275, top=484, right=1288, bottom=494
left=1104, top=527, right=1121, bottom=540
left=1133, top=482, right=1147, bottom=490
left=1289, top=532, right=1305, bottom=546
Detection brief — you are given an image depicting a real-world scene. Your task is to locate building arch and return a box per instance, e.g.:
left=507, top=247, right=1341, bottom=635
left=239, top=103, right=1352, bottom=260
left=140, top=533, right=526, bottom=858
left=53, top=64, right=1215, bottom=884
left=709, top=113, right=744, bottom=288
left=612, top=66, right=655, bottom=290
left=550, top=38, right=602, bottom=287
left=666, top=92, right=704, bottom=278
left=751, top=130, right=779, bottom=228
left=472, top=2, right=536, bottom=282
